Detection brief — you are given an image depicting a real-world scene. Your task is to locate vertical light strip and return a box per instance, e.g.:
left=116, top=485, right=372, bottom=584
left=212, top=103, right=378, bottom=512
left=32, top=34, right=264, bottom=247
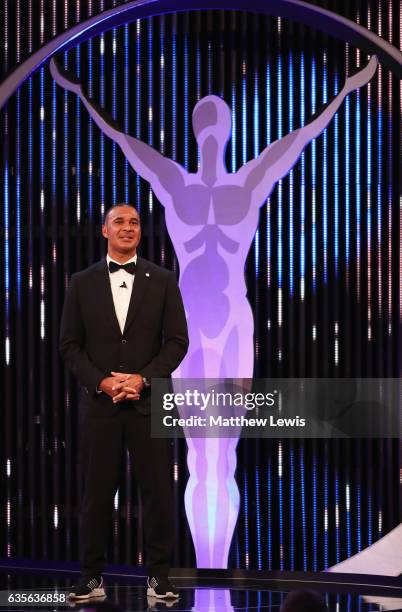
left=346, top=480, right=351, bottom=558
left=355, top=35, right=361, bottom=303
left=135, top=16, right=144, bottom=559
left=323, top=53, right=328, bottom=285
left=267, top=456, right=272, bottom=570
left=148, top=18, right=153, bottom=214
left=367, top=12, right=372, bottom=348
left=278, top=441, right=284, bottom=570
left=320, top=51, right=330, bottom=382
left=88, top=0, right=94, bottom=257
left=324, top=445, right=329, bottom=568
left=231, top=13, right=236, bottom=173
left=63, top=0, right=70, bottom=270
left=195, top=13, right=201, bottom=169
left=400, top=6, right=402, bottom=340
left=51, top=0, right=58, bottom=550
left=135, top=20, right=141, bottom=209
left=300, top=443, right=307, bottom=570
left=52, top=0, right=56, bottom=50
left=3, top=0, right=7, bottom=70
left=400, top=2, right=402, bottom=330
left=15, top=0, right=20, bottom=61
left=15, top=1, right=21, bottom=304
left=311, top=57, right=317, bottom=293
left=367, top=89, right=373, bottom=344
left=254, top=49, right=260, bottom=280
left=367, top=446, right=373, bottom=546
left=334, top=321, right=339, bottom=366
left=345, top=45, right=351, bottom=285
left=160, top=16, right=166, bottom=159
left=241, top=16, right=250, bottom=570
left=219, top=11, right=225, bottom=98
left=255, top=460, right=262, bottom=570
left=65, top=0, right=78, bottom=555
left=113, top=485, right=119, bottom=564
left=171, top=14, right=177, bottom=274
left=288, top=52, right=294, bottom=297
left=159, top=14, right=166, bottom=267
left=289, top=442, right=295, bottom=570
left=27, top=0, right=36, bottom=554
left=335, top=467, right=340, bottom=562
left=243, top=468, right=249, bottom=569
left=387, top=0, right=393, bottom=340
left=196, top=12, right=201, bottom=101
left=15, top=2, right=24, bottom=552
left=276, top=30, right=284, bottom=561
left=124, top=22, right=129, bottom=201
left=112, top=25, right=117, bottom=204
left=357, top=443, right=362, bottom=552
left=378, top=508, right=383, bottom=539
left=40, top=0, right=47, bottom=556
left=241, top=45, right=247, bottom=167
left=312, top=446, right=318, bottom=571
left=253, top=21, right=261, bottom=568
left=183, top=13, right=189, bottom=170
left=62, top=0, right=71, bottom=555
left=266, top=57, right=271, bottom=291
left=377, top=0, right=383, bottom=321
left=334, top=71, right=340, bottom=367
left=356, top=12, right=361, bottom=68
left=334, top=74, right=339, bottom=278
left=300, top=53, right=305, bottom=302
left=75, top=1, right=81, bottom=225
left=40, top=5, right=46, bottom=339
left=207, top=12, right=212, bottom=94
left=310, top=48, right=318, bottom=380
left=4, top=0, right=10, bottom=557
left=40, top=4, right=45, bottom=289
left=171, top=15, right=177, bottom=163
left=277, top=49, right=283, bottom=354
left=99, top=4, right=105, bottom=219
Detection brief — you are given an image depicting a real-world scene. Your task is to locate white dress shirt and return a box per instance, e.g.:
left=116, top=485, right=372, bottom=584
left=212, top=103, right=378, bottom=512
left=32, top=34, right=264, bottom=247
left=106, top=253, right=137, bottom=334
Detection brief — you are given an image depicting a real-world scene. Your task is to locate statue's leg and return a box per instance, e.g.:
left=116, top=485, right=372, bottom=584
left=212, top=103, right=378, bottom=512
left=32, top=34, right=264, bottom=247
left=177, top=308, right=254, bottom=568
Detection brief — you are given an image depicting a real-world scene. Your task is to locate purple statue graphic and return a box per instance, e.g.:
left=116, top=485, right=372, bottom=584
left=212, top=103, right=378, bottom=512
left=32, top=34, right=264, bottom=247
left=50, top=54, right=378, bottom=568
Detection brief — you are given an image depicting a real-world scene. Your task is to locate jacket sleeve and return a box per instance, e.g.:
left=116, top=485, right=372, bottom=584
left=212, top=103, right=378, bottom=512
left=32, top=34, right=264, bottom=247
left=59, top=274, right=107, bottom=395
left=139, top=271, right=189, bottom=379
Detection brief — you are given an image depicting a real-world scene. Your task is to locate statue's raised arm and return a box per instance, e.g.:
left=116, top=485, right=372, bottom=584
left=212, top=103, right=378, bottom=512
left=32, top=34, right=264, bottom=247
left=50, top=58, right=186, bottom=205
left=236, top=55, right=378, bottom=208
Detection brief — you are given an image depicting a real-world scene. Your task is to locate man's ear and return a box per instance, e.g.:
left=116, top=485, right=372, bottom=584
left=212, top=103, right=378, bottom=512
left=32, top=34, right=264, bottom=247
left=101, top=224, right=108, bottom=239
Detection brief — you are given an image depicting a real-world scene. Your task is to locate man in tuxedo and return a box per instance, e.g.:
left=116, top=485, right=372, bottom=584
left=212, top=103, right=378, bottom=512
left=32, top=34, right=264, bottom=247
left=60, top=204, right=188, bottom=601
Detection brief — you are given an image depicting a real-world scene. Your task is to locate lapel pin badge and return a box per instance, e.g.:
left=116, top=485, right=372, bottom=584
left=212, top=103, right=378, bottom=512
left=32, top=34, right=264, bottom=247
left=145, top=272, right=150, bottom=277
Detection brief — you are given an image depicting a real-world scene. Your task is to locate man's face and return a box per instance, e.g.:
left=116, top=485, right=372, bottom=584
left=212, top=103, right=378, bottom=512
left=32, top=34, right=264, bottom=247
left=102, top=206, right=141, bottom=256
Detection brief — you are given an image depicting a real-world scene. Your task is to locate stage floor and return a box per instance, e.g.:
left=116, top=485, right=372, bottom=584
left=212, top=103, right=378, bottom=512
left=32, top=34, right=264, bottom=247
left=1, top=571, right=402, bottom=612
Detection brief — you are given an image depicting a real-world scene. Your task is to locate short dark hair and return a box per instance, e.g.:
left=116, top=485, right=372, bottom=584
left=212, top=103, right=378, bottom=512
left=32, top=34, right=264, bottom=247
left=103, top=203, right=140, bottom=225
left=280, top=590, right=328, bottom=612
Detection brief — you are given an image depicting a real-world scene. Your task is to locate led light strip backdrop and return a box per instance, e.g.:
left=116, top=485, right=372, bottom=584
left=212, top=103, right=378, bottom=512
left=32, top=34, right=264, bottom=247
left=0, top=0, right=401, bottom=572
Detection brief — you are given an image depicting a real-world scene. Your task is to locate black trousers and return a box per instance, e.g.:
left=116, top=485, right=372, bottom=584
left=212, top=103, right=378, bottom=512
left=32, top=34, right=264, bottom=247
left=79, top=405, right=174, bottom=577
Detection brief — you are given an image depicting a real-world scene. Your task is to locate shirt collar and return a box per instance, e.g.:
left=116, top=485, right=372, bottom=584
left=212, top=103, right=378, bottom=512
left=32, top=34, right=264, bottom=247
left=106, top=253, right=137, bottom=267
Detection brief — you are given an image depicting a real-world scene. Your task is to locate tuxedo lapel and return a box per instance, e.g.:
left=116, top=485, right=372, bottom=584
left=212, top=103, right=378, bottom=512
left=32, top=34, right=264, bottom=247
left=124, top=257, right=151, bottom=334
left=95, top=259, right=122, bottom=337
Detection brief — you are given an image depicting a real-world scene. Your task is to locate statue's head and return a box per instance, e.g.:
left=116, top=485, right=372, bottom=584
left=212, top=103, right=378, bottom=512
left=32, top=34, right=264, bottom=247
left=192, top=95, right=231, bottom=151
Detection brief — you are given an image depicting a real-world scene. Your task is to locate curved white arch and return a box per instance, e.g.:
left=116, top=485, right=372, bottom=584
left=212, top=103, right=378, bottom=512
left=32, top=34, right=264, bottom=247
left=0, top=0, right=402, bottom=111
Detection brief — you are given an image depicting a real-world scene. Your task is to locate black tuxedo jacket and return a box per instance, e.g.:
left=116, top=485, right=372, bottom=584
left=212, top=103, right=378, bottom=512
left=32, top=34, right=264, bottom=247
left=60, top=257, right=189, bottom=415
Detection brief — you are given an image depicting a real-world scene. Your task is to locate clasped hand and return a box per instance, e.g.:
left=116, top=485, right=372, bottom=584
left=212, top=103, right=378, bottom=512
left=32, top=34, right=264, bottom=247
left=99, top=372, right=144, bottom=403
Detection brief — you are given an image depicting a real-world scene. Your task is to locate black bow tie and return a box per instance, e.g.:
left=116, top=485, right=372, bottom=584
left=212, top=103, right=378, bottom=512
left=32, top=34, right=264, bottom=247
left=108, top=260, right=136, bottom=275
